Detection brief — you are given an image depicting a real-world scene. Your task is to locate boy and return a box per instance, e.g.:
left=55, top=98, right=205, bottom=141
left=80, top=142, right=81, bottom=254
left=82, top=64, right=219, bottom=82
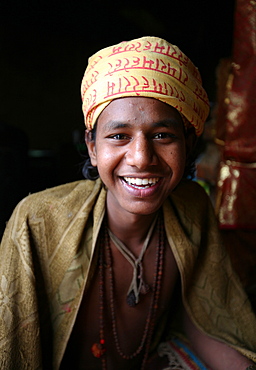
left=1, top=37, right=256, bottom=369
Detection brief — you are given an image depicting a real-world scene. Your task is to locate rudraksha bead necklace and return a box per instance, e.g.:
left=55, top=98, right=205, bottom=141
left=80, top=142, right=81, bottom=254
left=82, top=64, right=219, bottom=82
left=91, top=215, right=165, bottom=369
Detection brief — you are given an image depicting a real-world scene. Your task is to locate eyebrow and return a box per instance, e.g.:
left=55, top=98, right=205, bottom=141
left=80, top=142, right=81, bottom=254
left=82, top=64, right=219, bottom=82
left=152, top=119, right=182, bottom=128
left=103, top=118, right=182, bottom=131
left=103, top=121, right=132, bottom=131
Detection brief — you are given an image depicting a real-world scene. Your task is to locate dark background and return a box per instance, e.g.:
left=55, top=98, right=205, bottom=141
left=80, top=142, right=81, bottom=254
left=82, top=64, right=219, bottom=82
left=0, top=0, right=235, bottom=235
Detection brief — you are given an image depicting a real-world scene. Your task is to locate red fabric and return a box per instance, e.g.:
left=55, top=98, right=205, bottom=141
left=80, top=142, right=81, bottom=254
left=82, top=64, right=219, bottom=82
left=215, top=0, right=256, bottom=229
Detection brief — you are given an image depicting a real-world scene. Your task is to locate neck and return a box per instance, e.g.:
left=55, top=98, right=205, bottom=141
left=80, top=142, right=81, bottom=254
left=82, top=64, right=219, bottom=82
left=106, top=207, right=159, bottom=254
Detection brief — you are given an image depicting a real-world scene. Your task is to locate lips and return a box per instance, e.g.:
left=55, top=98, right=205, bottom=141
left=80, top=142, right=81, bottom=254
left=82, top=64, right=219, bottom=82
left=123, top=177, right=160, bottom=189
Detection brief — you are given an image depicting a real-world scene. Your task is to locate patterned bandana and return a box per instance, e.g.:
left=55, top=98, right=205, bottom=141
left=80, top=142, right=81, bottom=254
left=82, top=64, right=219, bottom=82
left=81, top=36, right=209, bottom=136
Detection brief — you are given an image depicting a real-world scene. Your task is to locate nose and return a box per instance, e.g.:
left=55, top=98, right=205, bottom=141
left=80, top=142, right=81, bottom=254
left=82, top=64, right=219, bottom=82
left=125, top=136, right=157, bottom=169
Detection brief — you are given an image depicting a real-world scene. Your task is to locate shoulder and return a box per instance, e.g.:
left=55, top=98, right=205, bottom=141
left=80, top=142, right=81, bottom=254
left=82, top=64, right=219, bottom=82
left=8, top=178, right=104, bottom=224
left=24, top=178, right=101, bottom=204
left=169, top=180, right=215, bottom=227
left=171, top=180, right=210, bottom=206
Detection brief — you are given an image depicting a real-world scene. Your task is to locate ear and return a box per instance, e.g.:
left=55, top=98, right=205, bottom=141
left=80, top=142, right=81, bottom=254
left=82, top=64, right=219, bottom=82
left=85, top=130, right=97, bottom=167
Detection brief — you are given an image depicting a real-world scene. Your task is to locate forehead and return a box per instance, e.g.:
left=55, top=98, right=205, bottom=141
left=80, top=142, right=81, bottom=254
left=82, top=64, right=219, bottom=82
left=97, top=97, right=184, bottom=130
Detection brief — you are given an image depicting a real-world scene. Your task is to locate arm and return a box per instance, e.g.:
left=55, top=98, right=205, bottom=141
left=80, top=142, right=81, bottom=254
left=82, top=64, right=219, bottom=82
left=183, top=307, right=254, bottom=370
left=0, top=202, right=43, bottom=369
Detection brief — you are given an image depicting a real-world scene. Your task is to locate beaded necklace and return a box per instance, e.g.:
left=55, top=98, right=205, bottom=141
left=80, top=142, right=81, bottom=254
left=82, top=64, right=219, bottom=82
left=91, top=215, right=165, bottom=369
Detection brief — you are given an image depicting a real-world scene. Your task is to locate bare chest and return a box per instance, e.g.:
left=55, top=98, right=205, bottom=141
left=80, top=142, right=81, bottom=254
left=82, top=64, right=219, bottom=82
left=60, top=238, right=179, bottom=370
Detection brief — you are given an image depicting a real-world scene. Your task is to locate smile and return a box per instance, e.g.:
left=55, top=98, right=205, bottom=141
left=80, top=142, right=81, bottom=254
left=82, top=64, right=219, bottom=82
left=123, top=177, right=160, bottom=188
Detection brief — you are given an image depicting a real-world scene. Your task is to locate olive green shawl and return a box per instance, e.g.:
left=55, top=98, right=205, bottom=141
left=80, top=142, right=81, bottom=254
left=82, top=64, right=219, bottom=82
left=0, top=178, right=255, bottom=369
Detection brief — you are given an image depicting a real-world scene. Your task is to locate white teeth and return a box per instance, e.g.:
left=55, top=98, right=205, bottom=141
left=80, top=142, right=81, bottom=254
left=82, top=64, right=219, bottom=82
left=123, top=177, right=159, bottom=187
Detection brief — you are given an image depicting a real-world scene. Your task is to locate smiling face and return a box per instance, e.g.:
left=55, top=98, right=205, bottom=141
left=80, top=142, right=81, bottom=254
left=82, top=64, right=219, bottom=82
left=86, top=97, right=189, bottom=219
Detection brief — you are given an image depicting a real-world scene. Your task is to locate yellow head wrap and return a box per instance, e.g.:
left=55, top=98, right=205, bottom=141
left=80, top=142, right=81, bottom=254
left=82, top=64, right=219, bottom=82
left=81, top=36, right=209, bottom=136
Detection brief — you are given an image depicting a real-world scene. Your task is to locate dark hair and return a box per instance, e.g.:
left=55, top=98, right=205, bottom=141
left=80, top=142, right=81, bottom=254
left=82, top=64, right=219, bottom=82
left=82, top=125, right=99, bottom=180
left=82, top=124, right=198, bottom=181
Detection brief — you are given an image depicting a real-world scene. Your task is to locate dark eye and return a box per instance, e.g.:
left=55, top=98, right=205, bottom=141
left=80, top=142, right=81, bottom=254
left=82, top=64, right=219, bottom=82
left=110, top=133, right=129, bottom=140
left=154, top=132, right=176, bottom=139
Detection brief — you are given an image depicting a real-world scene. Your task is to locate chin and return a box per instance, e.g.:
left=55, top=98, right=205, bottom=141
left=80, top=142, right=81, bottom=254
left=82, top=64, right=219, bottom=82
left=123, top=202, right=163, bottom=216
